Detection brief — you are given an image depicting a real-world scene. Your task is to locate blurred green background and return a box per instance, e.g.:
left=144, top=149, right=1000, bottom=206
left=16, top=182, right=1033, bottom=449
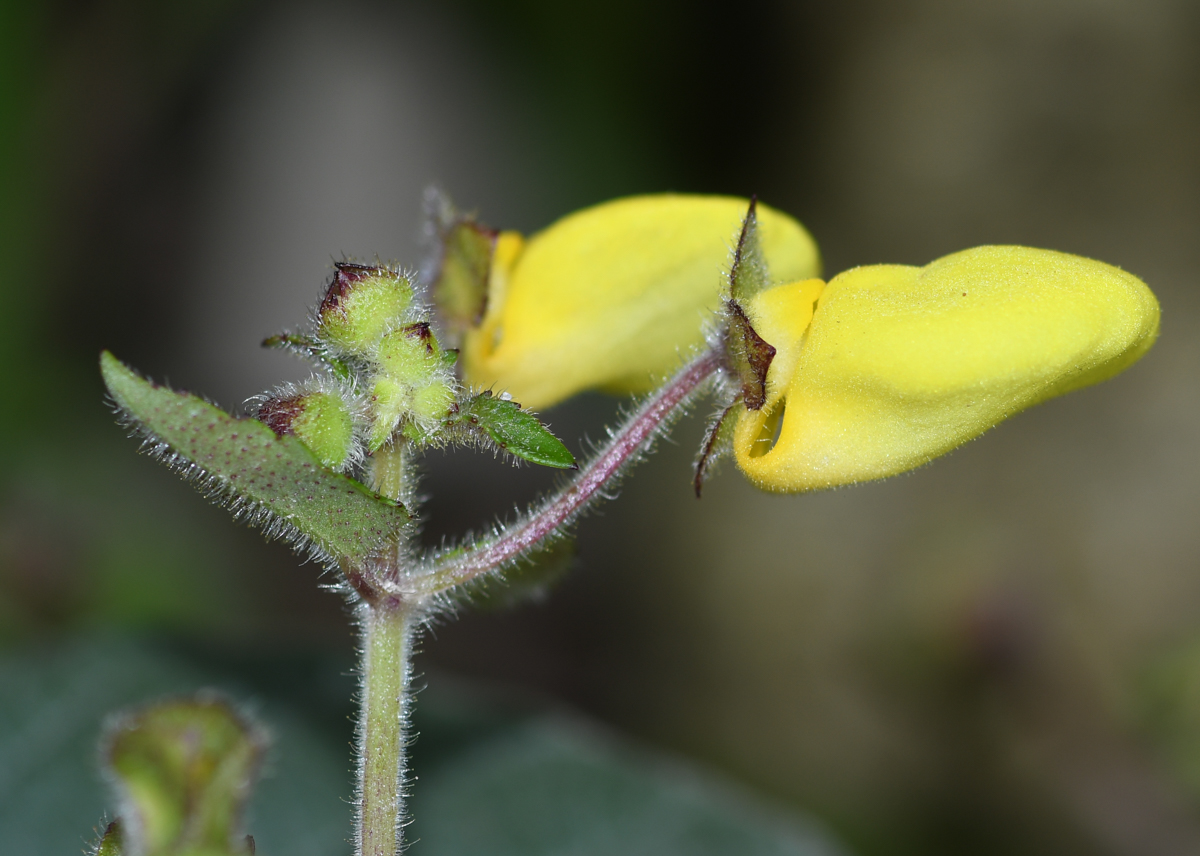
left=2, top=1, right=1199, bottom=855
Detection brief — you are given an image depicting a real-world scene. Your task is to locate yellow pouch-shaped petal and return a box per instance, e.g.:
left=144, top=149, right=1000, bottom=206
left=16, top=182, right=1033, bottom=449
left=462, top=194, right=820, bottom=409
left=735, top=246, right=1160, bottom=492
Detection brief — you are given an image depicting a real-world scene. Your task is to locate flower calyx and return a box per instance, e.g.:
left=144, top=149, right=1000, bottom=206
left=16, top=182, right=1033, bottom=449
left=694, top=199, right=793, bottom=495
left=722, top=198, right=777, bottom=411
left=424, top=188, right=499, bottom=343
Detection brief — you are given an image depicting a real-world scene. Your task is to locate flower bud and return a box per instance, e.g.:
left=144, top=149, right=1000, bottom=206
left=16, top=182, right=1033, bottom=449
left=317, top=262, right=414, bottom=356
left=733, top=246, right=1160, bottom=492
left=411, top=380, right=455, bottom=423
left=257, top=389, right=355, bottom=470
left=378, top=323, right=442, bottom=383
left=461, top=194, right=821, bottom=409
left=368, top=376, right=410, bottom=452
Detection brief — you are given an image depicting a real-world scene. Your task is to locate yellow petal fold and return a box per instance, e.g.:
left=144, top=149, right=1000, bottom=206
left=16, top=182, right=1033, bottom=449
left=462, top=194, right=821, bottom=409
left=734, top=246, right=1160, bottom=492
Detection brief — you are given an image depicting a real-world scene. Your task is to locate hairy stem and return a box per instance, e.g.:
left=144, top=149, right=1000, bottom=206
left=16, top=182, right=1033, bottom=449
left=371, top=442, right=416, bottom=509
left=356, top=598, right=415, bottom=856
left=418, top=348, right=722, bottom=594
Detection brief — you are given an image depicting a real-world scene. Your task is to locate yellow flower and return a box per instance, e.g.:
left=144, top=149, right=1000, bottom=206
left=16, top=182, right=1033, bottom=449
left=733, top=246, right=1159, bottom=491
left=461, top=194, right=821, bottom=409
left=454, top=195, right=1159, bottom=494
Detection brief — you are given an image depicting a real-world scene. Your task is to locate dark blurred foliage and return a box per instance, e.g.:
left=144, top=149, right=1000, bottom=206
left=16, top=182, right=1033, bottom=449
left=2, top=1, right=1200, bottom=855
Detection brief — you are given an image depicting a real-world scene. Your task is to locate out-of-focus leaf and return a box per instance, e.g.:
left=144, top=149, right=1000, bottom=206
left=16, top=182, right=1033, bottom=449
left=0, top=639, right=352, bottom=856
left=409, top=685, right=850, bottom=856
left=103, top=695, right=263, bottom=856
left=100, top=352, right=408, bottom=568
left=451, top=391, right=576, bottom=469
left=0, top=638, right=852, bottom=856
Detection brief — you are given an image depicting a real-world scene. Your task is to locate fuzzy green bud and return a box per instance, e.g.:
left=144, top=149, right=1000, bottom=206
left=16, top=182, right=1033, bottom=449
left=369, top=375, right=410, bottom=452
left=411, top=380, right=455, bottom=422
left=378, top=322, right=442, bottom=383
left=318, top=262, right=414, bottom=355
left=257, top=389, right=355, bottom=470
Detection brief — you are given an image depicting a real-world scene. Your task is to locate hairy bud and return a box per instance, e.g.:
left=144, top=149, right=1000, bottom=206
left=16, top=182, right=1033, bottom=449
left=257, top=389, right=355, bottom=470
left=317, top=262, right=414, bottom=356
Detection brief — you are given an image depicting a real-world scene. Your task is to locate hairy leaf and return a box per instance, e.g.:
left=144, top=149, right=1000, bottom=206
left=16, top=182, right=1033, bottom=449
left=103, top=695, right=262, bottom=856
left=452, top=391, right=576, bottom=469
left=101, top=352, right=408, bottom=568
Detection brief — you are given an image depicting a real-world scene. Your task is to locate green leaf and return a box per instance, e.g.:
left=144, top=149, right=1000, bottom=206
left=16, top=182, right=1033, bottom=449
left=103, top=696, right=263, bottom=856
left=452, top=391, right=576, bottom=469
left=729, top=197, right=770, bottom=301
left=100, top=351, right=409, bottom=568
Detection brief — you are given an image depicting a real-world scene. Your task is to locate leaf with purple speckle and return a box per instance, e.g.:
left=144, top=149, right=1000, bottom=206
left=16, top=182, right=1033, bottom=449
left=100, top=351, right=408, bottom=568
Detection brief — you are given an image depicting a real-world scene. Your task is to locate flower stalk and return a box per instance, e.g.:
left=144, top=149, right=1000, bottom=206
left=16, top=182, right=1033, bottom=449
left=418, top=347, right=722, bottom=595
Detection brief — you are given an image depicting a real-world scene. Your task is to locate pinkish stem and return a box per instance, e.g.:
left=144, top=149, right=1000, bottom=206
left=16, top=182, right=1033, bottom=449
left=417, top=348, right=722, bottom=595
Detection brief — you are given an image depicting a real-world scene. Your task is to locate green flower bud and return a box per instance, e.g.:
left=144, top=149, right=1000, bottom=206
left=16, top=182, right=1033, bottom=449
left=411, top=380, right=455, bottom=422
left=257, top=389, right=355, bottom=470
left=369, top=375, right=410, bottom=452
left=378, top=322, right=442, bottom=383
left=317, top=262, right=414, bottom=355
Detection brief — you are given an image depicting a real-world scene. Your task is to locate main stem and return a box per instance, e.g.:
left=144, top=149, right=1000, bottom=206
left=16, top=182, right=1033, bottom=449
left=357, top=597, right=415, bottom=856
left=356, top=442, right=420, bottom=856
left=352, top=347, right=721, bottom=854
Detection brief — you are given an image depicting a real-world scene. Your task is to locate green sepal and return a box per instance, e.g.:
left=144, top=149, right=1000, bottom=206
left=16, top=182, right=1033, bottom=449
left=92, top=820, right=124, bottom=856
left=728, top=197, right=770, bottom=301
left=724, top=300, right=776, bottom=411
left=693, top=401, right=739, bottom=497
left=102, top=695, right=262, bottom=856
left=451, top=391, right=576, bottom=469
left=101, top=352, right=409, bottom=568
left=428, top=191, right=497, bottom=338
left=722, top=199, right=777, bottom=409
